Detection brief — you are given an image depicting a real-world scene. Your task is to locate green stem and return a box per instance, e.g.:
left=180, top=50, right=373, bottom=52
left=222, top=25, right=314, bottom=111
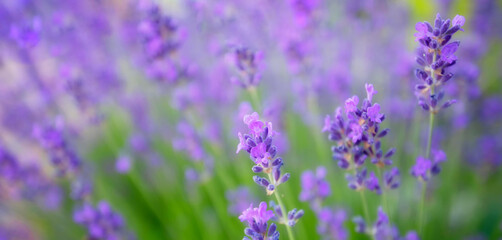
left=426, top=50, right=437, bottom=160
left=267, top=172, right=294, bottom=240
left=418, top=181, right=427, bottom=235
left=425, top=113, right=435, bottom=160
left=359, top=190, right=371, bottom=224
left=351, top=163, right=370, bottom=223
left=376, top=167, right=389, bottom=219
left=420, top=51, right=437, bottom=236
left=273, top=190, right=295, bottom=240
left=248, top=86, right=261, bottom=112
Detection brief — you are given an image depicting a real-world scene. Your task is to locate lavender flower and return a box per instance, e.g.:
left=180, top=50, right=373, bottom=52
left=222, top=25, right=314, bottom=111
left=353, top=207, right=420, bottom=240
left=73, top=201, right=125, bottom=240
left=237, top=112, right=289, bottom=195
left=230, top=47, right=264, bottom=88
left=137, top=4, right=186, bottom=83
left=366, top=172, right=382, bottom=195
left=0, top=144, right=62, bottom=209
left=317, top=207, right=348, bottom=240
left=239, top=202, right=279, bottom=240
left=324, top=84, right=398, bottom=193
left=0, top=145, right=20, bottom=182
left=237, top=112, right=302, bottom=239
left=411, top=150, right=447, bottom=181
left=299, top=166, right=349, bottom=239
left=32, top=119, right=81, bottom=176
left=9, top=17, right=41, bottom=49
left=383, top=167, right=401, bottom=189
left=115, top=155, right=132, bottom=174
left=414, top=13, right=465, bottom=113
left=299, top=166, right=331, bottom=203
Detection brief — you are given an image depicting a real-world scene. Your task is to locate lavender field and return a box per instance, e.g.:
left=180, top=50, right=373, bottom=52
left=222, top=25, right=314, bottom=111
left=1, top=0, right=501, bottom=239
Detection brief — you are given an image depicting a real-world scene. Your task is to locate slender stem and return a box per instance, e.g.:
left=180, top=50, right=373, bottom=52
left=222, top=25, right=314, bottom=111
left=273, top=190, right=295, bottom=240
left=376, top=167, right=389, bottom=219
left=359, top=190, right=371, bottom=223
left=351, top=161, right=370, bottom=225
left=425, top=51, right=437, bottom=160
left=267, top=172, right=294, bottom=240
left=418, top=181, right=427, bottom=235
left=248, top=86, right=261, bottom=112
left=419, top=51, right=437, bottom=236
left=425, top=113, right=435, bottom=159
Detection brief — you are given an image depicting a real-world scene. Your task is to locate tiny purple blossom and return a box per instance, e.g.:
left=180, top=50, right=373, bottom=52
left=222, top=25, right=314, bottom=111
left=414, top=22, right=429, bottom=41
left=300, top=166, right=331, bottom=203
left=375, top=207, right=389, bottom=228
left=115, top=155, right=131, bottom=174
left=366, top=172, right=381, bottom=194
left=410, top=156, right=432, bottom=180
left=441, top=42, right=460, bottom=63
left=236, top=132, right=246, bottom=154
left=367, top=103, right=384, bottom=123
left=345, top=95, right=359, bottom=113
left=348, top=122, right=363, bottom=142
left=405, top=231, right=420, bottom=240
left=365, top=83, right=378, bottom=102
left=239, top=202, right=274, bottom=225
left=452, top=15, right=465, bottom=30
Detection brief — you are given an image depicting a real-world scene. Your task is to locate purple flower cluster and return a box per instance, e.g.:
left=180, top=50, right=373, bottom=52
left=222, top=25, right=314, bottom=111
left=32, top=119, right=81, bottom=176
left=414, top=13, right=465, bottom=113
left=73, top=201, right=125, bottom=240
left=317, top=207, right=348, bottom=240
left=299, top=166, right=330, bottom=206
left=300, top=166, right=348, bottom=240
left=323, top=84, right=399, bottom=194
left=137, top=3, right=186, bottom=83
left=0, top=144, right=62, bottom=209
left=237, top=112, right=290, bottom=195
left=353, top=207, right=419, bottom=240
left=173, top=121, right=214, bottom=182
left=411, top=150, right=447, bottom=181
left=230, top=47, right=264, bottom=88
left=239, top=202, right=279, bottom=240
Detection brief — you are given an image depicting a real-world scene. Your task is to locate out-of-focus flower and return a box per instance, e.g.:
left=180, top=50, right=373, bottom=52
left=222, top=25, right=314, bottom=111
left=410, top=150, right=447, bottom=181
left=299, top=166, right=330, bottom=203
left=226, top=186, right=257, bottom=216
left=115, top=155, right=132, bottom=174
left=73, top=201, right=125, bottom=240
left=230, top=47, right=264, bottom=89
left=32, top=118, right=81, bottom=176
left=353, top=207, right=419, bottom=240
left=239, top=202, right=279, bottom=240
left=317, top=207, right=348, bottom=240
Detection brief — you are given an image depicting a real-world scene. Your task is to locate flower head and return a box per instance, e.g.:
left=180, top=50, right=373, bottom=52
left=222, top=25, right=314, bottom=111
left=236, top=112, right=289, bottom=195
left=367, top=103, right=383, bottom=123
left=365, top=83, right=378, bottom=103
left=324, top=84, right=397, bottom=194
left=239, top=202, right=279, bottom=240
left=411, top=156, right=432, bottom=181
left=366, top=172, right=381, bottom=195
left=345, top=95, right=359, bottom=114
left=414, top=13, right=465, bottom=113
left=300, top=166, right=331, bottom=203
left=73, top=201, right=125, bottom=239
